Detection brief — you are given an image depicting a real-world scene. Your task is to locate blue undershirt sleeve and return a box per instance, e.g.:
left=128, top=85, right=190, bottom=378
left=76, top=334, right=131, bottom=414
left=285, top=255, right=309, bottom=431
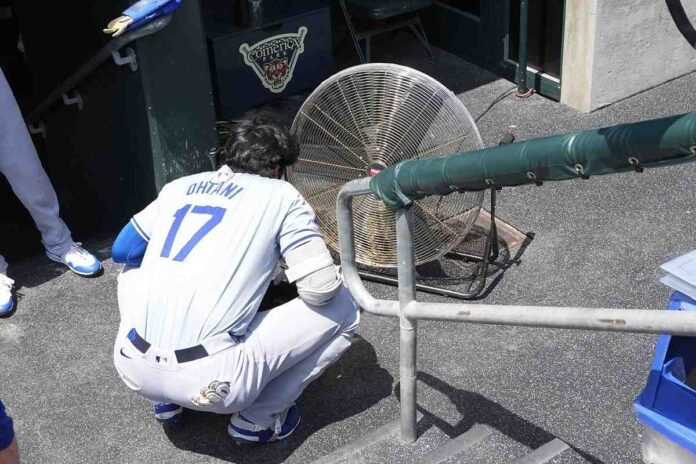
left=112, top=222, right=149, bottom=266
left=0, top=401, right=15, bottom=451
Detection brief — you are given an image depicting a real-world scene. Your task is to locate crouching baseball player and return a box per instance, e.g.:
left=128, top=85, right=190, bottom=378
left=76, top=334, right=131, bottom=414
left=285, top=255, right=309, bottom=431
left=111, top=117, right=359, bottom=443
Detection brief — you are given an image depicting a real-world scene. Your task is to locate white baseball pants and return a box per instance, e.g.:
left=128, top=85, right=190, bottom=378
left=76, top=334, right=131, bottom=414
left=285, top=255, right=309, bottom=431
left=113, top=286, right=360, bottom=428
left=0, top=68, right=72, bottom=273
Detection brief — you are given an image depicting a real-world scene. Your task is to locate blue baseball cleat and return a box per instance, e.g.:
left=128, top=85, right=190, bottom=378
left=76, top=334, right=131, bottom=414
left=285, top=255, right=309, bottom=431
left=0, top=274, right=15, bottom=317
left=228, top=405, right=301, bottom=444
left=46, top=242, right=102, bottom=277
left=154, top=403, right=183, bottom=424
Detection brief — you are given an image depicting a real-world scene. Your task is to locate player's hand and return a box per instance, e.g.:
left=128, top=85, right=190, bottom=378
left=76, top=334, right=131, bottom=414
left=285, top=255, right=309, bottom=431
left=103, top=15, right=134, bottom=37
left=273, top=270, right=287, bottom=285
left=274, top=258, right=289, bottom=284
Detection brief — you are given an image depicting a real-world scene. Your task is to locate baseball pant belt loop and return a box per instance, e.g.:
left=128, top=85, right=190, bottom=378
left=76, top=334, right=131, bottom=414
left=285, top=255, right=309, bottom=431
left=126, top=328, right=239, bottom=364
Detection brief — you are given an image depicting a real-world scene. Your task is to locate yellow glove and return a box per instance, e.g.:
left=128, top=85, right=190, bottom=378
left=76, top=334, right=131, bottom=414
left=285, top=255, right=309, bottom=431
left=103, top=15, right=134, bottom=37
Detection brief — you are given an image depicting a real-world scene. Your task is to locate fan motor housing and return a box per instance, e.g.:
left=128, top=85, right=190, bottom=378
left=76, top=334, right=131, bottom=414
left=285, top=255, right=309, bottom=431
left=368, top=161, right=387, bottom=177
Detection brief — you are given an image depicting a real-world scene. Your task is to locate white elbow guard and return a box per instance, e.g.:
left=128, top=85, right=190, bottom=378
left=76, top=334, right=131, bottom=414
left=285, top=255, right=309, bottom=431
left=284, top=239, right=334, bottom=283
left=297, top=266, right=343, bottom=306
left=284, top=239, right=342, bottom=306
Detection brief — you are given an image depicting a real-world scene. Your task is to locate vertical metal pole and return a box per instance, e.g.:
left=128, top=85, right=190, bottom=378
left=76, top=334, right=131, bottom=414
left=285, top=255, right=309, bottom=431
left=338, top=0, right=366, bottom=63
left=250, top=0, right=263, bottom=27
left=396, top=208, right=418, bottom=444
left=516, top=0, right=532, bottom=97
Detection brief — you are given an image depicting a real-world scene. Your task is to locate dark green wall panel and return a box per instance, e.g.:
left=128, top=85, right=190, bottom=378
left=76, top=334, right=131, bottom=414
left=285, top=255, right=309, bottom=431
left=2, top=0, right=216, bottom=259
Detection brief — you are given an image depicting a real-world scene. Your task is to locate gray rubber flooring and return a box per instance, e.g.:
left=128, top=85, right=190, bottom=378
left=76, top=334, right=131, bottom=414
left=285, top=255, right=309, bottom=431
left=1, top=34, right=695, bottom=463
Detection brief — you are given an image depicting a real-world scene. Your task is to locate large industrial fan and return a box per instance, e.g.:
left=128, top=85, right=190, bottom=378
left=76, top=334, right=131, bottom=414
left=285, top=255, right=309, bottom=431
left=288, top=63, right=487, bottom=272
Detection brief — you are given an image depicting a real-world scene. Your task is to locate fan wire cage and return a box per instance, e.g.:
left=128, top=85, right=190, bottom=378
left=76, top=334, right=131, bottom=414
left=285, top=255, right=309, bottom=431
left=289, top=64, right=485, bottom=268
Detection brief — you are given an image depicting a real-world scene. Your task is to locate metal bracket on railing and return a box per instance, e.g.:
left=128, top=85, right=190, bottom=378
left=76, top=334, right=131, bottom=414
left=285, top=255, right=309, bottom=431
left=112, top=47, right=138, bottom=72
left=27, top=121, right=47, bottom=139
left=61, top=90, right=83, bottom=110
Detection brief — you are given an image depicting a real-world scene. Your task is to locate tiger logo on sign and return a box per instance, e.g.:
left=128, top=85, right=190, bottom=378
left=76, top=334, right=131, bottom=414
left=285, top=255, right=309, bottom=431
left=239, top=27, right=308, bottom=94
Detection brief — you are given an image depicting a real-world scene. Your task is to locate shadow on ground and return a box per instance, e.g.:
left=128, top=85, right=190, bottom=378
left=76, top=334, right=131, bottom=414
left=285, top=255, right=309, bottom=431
left=7, top=239, right=113, bottom=295
left=163, top=334, right=393, bottom=463
left=363, top=225, right=535, bottom=300
left=476, top=232, right=535, bottom=299
left=410, top=372, right=604, bottom=464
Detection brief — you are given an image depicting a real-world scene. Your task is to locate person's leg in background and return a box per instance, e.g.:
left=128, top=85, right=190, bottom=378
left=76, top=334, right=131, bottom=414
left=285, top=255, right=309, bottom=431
left=228, top=287, right=360, bottom=442
left=0, top=254, right=14, bottom=315
left=0, top=68, right=101, bottom=277
left=0, top=68, right=71, bottom=254
left=0, top=253, right=13, bottom=316
left=0, top=401, right=19, bottom=464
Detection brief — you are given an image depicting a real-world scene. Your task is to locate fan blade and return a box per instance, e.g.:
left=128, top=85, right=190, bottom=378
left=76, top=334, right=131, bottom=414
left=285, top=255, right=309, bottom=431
left=298, top=109, right=368, bottom=166
left=293, top=158, right=364, bottom=182
left=414, top=132, right=475, bottom=159
left=352, top=195, right=398, bottom=267
left=290, top=64, right=486, bottom=268
left=380, top=88, right=446, bottom=164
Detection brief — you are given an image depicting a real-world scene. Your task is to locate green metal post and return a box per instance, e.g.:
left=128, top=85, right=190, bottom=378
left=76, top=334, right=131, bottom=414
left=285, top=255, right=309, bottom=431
left=516, top=0, right=532, bottom=97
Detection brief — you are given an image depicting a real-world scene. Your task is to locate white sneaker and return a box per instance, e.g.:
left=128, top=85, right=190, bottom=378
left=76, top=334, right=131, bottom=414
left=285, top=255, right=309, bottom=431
left=0, top=274, right=15, bottom=316
left=46, top=242, right=102, bottom=276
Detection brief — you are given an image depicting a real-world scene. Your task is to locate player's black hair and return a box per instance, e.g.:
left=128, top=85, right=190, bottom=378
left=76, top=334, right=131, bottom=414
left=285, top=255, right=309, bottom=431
left=222, top=115, right=299, bottom=178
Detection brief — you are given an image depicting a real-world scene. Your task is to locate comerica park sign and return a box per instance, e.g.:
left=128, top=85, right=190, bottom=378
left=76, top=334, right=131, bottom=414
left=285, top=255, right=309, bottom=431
left=239, top=27, right=308, bottom=93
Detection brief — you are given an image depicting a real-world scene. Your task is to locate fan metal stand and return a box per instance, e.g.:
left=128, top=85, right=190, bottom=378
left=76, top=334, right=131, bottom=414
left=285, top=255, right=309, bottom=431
left=359, top=187, right=499, bottom=300
left=357, top=131, right=516, bottom=300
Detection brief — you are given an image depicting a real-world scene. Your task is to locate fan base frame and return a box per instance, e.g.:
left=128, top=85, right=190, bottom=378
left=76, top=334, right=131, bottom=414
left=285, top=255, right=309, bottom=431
left=358, top=187, right=500, bottom=300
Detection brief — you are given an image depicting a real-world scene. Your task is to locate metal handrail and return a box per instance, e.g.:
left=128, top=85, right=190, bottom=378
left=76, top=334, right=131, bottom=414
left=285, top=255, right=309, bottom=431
left=337, top=178, right=399, bottom=318
left=337, top=176, right=696, bottom=444
left=27, top=14, right=172, bottom=124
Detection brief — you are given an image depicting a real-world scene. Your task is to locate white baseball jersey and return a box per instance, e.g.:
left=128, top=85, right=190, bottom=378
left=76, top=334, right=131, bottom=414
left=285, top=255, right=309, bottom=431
left=117, top=165, right=322, bottom=351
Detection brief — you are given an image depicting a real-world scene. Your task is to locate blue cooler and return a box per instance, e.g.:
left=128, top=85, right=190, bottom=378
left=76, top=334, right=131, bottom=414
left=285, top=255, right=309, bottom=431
left=635, top=292, right=696, bottom=464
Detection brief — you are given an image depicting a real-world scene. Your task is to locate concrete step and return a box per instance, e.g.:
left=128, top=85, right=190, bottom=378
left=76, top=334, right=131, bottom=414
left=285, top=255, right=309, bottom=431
left=416, top=424, right=495, bottom=464
left=436, top=428, right=531, bottom=464
left=313, top=414, right=449, bottom=464
left=546, top=446, right=594, bottom=464
left=313, top=416, right=577, bottom=464
left=313, top=415, right=495, bottom=464
left=510, top=439, right=571, bottom=464
left=359, top=421, right=463, bottom=464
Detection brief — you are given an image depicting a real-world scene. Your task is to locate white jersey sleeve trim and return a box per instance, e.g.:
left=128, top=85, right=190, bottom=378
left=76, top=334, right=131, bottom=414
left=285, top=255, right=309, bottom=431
left=130, top=217, right=150, bottom=242
left=280, top=233, right=323, bottom=256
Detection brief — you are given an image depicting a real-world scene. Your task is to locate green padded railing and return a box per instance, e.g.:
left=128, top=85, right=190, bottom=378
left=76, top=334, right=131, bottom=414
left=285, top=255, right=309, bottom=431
left=370, top=112, right=696, bottom=209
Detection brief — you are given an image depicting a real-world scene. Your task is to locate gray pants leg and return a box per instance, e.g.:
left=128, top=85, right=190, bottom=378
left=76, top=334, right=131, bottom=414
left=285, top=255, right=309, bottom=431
left=237, top=286, right=360, bottom=428
left=0, top=68, right=72, bottom=258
